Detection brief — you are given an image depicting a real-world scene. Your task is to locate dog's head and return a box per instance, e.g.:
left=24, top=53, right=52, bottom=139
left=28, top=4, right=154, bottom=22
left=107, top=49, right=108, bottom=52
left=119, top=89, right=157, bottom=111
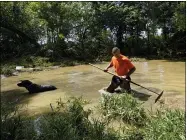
left=17, top=80, right=33, bottom=87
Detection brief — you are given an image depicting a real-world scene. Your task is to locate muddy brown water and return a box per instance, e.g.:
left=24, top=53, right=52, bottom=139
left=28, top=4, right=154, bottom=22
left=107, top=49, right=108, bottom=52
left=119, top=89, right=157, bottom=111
left=1, top=60, right=185, bottom=115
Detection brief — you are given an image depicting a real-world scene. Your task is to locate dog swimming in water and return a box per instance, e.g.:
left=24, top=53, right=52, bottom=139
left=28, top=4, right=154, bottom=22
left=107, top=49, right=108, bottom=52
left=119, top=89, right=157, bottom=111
left=17, top=80, right=57, bottom=94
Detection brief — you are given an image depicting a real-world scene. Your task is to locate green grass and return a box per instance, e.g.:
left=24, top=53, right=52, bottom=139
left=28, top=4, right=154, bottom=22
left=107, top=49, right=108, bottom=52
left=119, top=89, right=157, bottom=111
left=38, top=97, right=119, bottom=140
left=1, top=65, right=15, bottom=76
left=1, top=94, right=185, bottom=140
left=143, top=109, right=185, bottom=140
left=1, top=98, right=37, bottom=140
left=99, top=93, right=185, bottom=140
left=100, top=93, right=147, bottom=127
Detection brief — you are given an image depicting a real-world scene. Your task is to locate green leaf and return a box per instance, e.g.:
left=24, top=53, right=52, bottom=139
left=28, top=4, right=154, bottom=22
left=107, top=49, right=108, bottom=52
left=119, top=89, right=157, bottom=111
left=59, top=33, right=65, bottom=39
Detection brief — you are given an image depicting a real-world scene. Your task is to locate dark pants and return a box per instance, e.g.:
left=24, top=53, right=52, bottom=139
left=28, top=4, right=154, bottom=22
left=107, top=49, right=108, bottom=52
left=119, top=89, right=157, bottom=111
left=106, top=76, right=131, bottom=93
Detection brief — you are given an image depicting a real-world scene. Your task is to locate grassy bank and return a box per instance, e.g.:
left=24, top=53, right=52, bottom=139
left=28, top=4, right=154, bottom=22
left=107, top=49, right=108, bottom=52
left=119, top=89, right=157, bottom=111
left=1, top=93, right=185, bottom=140
left=1, top=55, right=185, bottom=76
left=1, top=56, right=145, bottom=76
left=1, top=56, right=94, bottom=76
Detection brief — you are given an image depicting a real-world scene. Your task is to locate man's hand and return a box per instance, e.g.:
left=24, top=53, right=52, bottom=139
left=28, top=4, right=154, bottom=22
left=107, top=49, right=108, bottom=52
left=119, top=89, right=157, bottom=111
left=104, top=63, right=113, bottom=72
left=103, top=68, right=108, bottom=72
left=120, top=75, right=129, bottom=83
left=120, top=75, right=126, bottom=79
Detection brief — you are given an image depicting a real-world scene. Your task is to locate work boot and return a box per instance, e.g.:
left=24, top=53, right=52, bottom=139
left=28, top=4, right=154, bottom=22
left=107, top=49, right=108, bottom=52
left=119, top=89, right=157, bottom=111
left=106, top=82, right=118, bottom=93
left=106, top=86, right=115, bottom=93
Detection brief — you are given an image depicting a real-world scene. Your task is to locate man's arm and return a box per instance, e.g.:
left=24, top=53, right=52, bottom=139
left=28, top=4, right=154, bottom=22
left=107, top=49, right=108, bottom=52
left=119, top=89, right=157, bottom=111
left=126, top=67, right=136, bottom=77
left=125, top=59, right=136, bottom=77
left=120, top=67, right=136, bottom=81
left=104, top=61, right=113, bottom=72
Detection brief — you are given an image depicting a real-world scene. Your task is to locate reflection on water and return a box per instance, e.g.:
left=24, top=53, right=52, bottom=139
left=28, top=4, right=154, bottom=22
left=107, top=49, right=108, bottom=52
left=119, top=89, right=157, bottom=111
left=1, top=60, right=185, bottom=113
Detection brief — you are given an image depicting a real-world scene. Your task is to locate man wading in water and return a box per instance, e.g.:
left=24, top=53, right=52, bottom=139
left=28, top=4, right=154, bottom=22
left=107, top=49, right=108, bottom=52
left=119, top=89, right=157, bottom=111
left=104, top=47, right=136, bottom=93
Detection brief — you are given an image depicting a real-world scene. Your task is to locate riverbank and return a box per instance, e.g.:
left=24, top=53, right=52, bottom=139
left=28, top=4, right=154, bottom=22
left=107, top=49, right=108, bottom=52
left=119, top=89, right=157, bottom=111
left=1, top=56, right=146, bottom=77
left=1, top=56, right=89, bottom=76
left=1, top=94, right=185, bottom=140
left=2, top=55, right=185, bottom=77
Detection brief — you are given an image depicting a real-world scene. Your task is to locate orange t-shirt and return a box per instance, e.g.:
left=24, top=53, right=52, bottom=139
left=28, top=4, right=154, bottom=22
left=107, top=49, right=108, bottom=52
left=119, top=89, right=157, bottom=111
left=110, top=55, right=135, bottom=76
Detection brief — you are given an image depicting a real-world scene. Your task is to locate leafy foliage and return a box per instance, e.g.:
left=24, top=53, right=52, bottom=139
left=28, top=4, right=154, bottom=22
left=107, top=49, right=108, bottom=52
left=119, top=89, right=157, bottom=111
left=100, top=93, right=147, bottom=127
left=1, top=96, right=185, bottom=140
left=144, top=109, right=185, bottom=140
left=1, top=2, right=185, bottom=62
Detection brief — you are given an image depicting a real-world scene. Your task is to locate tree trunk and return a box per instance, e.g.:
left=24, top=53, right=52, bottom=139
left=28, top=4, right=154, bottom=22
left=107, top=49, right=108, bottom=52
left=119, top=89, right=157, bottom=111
left=147, top=24, right=150, bottom=55
left=136, top=21, right=139, bottom=56
left=116, top=25, right=124, bottom=51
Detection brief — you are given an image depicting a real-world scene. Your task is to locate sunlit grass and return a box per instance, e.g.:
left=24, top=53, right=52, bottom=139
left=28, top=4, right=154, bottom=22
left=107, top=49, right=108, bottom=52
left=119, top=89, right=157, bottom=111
left=1, top=94, right=185, bottom=140
left=100, top=93, right=147, bottom=127
left=144, top=109, right=185, bottom=140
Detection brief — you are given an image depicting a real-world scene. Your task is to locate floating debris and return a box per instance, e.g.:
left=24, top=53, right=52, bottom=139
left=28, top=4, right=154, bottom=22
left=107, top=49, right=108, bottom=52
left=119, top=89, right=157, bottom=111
left=16, top=66, right=24, bottom=71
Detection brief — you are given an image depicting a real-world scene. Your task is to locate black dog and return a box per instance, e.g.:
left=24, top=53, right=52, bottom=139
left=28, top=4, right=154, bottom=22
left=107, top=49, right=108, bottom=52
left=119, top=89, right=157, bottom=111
left=17, top=80, right=57, bottom=94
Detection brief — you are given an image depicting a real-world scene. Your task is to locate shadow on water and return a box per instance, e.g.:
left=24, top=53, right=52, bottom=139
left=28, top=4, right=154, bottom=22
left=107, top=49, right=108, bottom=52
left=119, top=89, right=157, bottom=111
left=131, top=79, right=162, bottom=84
left=131, top=89, right=152, bottom=101
left=1, top=89, right=45, bottom=106
left=1, top=89, right=27, bottom=103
